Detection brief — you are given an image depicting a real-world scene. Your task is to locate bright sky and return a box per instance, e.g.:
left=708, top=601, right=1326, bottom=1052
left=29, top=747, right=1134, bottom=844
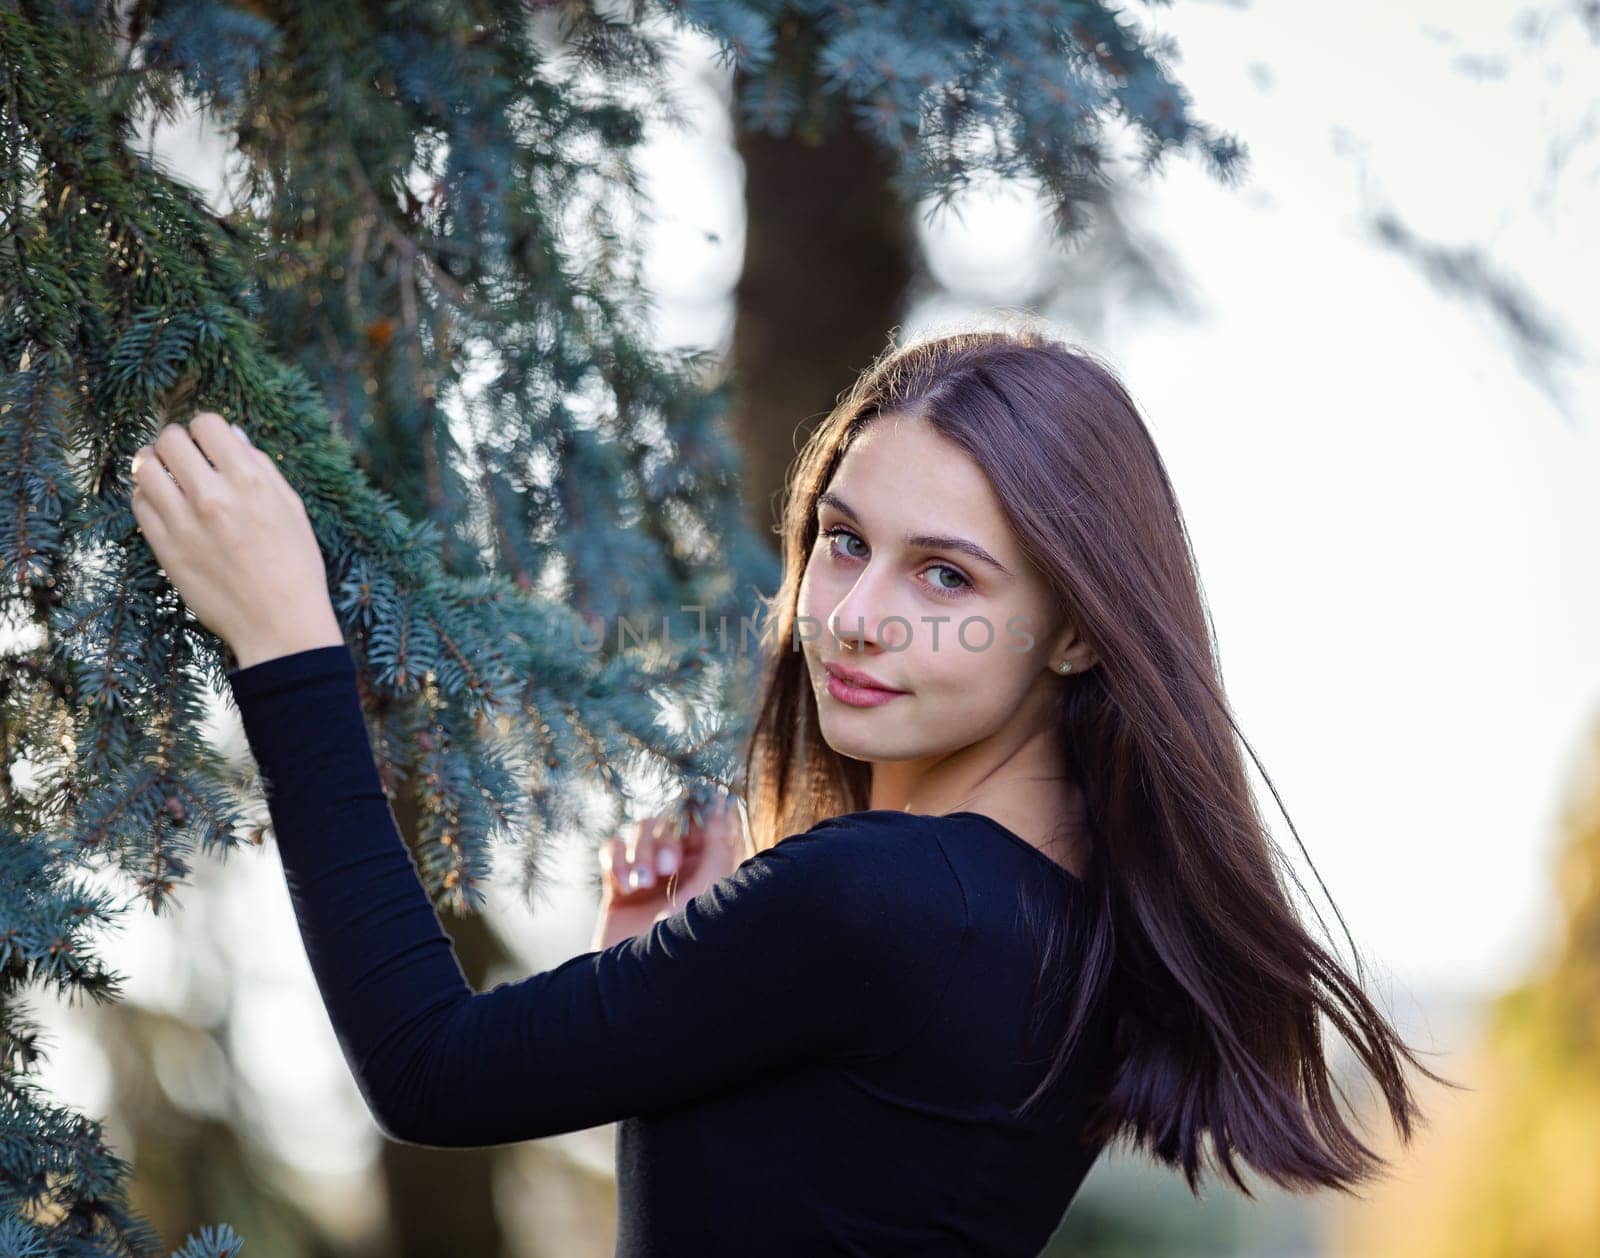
left=29, top=0, right=1598, bottom=1196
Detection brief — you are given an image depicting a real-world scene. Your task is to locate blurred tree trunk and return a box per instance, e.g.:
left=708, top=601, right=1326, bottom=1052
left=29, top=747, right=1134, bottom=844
left=727, top=65, right=916, bottom=540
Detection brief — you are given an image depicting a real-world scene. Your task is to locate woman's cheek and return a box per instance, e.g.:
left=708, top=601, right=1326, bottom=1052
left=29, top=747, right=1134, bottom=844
left=795, top=566, right=825, bottom=645
left=796, top=568, right=854, bottom=648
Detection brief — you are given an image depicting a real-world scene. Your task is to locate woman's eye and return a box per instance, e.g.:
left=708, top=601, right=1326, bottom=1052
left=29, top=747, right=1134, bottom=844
left=821, top=525, right=867, bottom=559
left=927, top=564, right=970, bottom=593
left=820, top=526, right=971, bottom=596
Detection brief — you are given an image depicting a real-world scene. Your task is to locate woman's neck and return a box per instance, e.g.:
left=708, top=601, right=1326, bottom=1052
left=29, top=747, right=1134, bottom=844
left=869, top=730, right=1088, bottom=868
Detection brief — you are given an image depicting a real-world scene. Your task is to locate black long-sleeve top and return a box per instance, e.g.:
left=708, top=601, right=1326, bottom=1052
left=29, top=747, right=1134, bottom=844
left=226, top=641, right=1113, bottom=1256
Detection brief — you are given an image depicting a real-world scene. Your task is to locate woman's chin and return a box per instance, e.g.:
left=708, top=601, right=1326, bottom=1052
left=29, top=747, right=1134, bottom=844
left=816, top=711, right=909, bottom=761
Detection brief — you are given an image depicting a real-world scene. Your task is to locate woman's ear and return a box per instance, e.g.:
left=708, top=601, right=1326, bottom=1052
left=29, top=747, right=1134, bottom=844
left=1049, top=623, right=1098, bottom=674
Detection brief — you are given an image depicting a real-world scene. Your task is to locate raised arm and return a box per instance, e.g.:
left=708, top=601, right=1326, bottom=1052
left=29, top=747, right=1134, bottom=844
left=226, top=643, right=967, bottom=1147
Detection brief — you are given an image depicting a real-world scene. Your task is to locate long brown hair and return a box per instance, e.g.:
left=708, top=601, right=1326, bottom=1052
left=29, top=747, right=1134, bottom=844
left=737, top=321, right=1460, bottom=1198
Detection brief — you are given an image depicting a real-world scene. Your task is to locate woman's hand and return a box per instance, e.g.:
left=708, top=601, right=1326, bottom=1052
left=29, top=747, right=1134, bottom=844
left=591, top=797, right=749, bottom=951
left=129, top=412, right=343, bottom=668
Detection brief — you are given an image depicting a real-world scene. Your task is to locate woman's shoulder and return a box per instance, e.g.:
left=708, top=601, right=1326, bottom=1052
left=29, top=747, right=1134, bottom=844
left=770, top=807, right=951, bottom=870
left=781, top=807, right=1082, bottom=879
left=779, top=806, right=940, bottom=844
left=759, top=809, right=969, bottom=930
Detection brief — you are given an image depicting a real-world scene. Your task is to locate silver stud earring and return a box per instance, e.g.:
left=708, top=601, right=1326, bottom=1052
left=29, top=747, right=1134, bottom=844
left=1057, top=661, right=1072, bottom=674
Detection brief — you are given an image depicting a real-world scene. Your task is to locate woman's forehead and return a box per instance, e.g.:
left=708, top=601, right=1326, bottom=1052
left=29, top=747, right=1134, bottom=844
left=827, top=422, right=1009, bottom=544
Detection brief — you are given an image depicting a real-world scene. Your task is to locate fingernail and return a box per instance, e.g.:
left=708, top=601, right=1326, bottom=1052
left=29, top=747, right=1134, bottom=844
left=656, top=848, right=678, bottom=876
left=233, top=423, right=251, bottom=446
left=627, top=866, right=654, bottom=891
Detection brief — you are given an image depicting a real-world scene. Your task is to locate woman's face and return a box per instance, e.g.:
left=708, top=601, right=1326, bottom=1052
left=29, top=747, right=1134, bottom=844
left=796, top=414, right=1073, bottom=766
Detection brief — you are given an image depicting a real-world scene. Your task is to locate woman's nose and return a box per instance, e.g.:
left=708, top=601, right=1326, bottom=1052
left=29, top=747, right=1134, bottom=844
left=826, top=560, right=913, bottom=651
left=829, top=610, right=873, bottom=650
left=829, top=599, right=910, bottom=652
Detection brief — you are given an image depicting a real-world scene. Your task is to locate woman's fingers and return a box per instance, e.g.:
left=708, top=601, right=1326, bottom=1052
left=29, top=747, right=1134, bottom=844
left=640, top=817, right=683, bottom=884
left=130, top=443, right=186, bottom=528
left=598, top=835, right=623, bottom=884
left=128, top=483, right=171, bottom=553
left=604, top=817, right=685, bottom=896
left=127, top=413, right=339, bottom=662
left=599, top=834, right=643, bottom=896
left=187, top=411, right=253, bottom=477
left=624, top=818, right=657, bottom=892
left=152, top=420, right=225, bottom=506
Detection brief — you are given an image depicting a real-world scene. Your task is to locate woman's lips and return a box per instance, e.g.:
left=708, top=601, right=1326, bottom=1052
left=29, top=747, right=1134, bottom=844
left=822, top=663, right=908, bottom=709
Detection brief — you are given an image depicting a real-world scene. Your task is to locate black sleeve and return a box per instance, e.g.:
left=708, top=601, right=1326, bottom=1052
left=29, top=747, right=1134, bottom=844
left=226, top=642, right=965, bottom=1148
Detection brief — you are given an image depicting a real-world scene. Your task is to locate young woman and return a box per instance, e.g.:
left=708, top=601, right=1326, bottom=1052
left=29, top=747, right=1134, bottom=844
left=132, top=326, right=1450, bottom=1256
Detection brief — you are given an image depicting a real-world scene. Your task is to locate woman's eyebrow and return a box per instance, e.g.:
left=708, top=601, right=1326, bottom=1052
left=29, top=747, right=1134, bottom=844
left=816, top=491, right=1013, bottom=578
